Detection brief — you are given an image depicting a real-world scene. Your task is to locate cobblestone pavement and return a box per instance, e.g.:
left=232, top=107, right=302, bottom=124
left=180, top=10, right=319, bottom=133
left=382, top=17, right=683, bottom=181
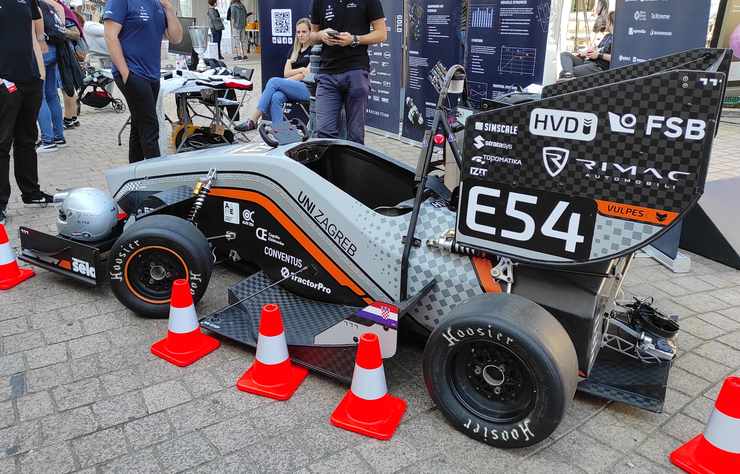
left=0, top=62, right=739, bottom=473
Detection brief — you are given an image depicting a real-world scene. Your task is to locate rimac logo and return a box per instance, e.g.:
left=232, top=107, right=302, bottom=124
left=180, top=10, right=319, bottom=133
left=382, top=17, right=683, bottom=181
left=542, top=147, right=570, bottom=177
left=529, top=108, right=598, bottom=142
left=473, top=135, right=486, bottom=150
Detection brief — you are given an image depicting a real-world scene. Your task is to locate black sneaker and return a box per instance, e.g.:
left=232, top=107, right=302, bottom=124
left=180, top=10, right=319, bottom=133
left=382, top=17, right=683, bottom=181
left=22, top=191, right=54, bottom=206
left=235, top=119, right=256, bottom=132
left=54, top=138, right=68, bottom=147
left=63, top=118, right=80, bottom=129
left=36, top=143, right=58, bottom=153
left=0, top=209, right=5, bottom=225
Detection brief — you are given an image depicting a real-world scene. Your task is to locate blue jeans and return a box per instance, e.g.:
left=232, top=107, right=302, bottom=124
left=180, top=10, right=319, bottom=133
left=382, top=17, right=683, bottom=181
left=38, top=49, right=64, bottom=144
left=258, top=77, right=310, bottom=125
left=315, top=69, right=370, bottom=144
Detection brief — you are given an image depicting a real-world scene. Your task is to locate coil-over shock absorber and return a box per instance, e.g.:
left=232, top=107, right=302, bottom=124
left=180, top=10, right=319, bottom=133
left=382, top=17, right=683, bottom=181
left=188, top=168, right=217, bottom=223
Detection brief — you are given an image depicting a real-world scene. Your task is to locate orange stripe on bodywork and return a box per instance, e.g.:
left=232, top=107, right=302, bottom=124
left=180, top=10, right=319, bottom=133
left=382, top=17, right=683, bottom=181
left=210, top=188, right=373, bottom=304
left=596, top=200, right=679, bottom=226
left=58, top=259, right=71, bottom=270
left=471, top=256, right=502, bottom=293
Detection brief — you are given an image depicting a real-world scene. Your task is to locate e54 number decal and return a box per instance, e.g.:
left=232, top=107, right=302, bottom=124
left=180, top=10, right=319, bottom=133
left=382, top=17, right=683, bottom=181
left=458, top=180, right=596, bottom=261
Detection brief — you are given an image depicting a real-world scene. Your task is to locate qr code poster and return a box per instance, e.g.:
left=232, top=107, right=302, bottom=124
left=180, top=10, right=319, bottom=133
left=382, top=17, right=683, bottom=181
left=271, top=9, right=293, bottom=37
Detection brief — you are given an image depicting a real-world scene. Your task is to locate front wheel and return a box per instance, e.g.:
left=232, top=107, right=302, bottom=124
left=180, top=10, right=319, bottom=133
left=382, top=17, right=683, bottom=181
left=423, top=293, right=578, bottom=448
left=108, top=215, right=213, bottom=318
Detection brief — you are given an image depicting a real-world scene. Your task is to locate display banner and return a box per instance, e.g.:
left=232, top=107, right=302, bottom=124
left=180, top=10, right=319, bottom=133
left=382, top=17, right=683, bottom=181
left=611, top=0, right=711, bottom=69
left=401, top=0, right=462, bottom=143
left=464, top=0, right=552, bottom=109
left=366, top=0, right=404, bottom=135
left=258, top=1, right=310, bottom=91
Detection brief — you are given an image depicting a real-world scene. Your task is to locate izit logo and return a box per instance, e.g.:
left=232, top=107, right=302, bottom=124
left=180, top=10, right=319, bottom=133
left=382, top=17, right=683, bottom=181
left=529, top=108, right=598, bottom=142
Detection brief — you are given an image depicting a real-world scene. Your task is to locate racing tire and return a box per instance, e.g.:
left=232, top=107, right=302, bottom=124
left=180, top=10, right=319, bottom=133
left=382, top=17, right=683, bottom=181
left=423, top=293, right=578, bottom=448
left=108, top=215, right=213, bottom=318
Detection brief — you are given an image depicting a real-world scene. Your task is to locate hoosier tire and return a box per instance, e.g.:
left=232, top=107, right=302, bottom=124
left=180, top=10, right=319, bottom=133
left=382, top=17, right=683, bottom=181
left=108, top=215, right=213, bottom=318
left=423, top=293, right=578, bottom=448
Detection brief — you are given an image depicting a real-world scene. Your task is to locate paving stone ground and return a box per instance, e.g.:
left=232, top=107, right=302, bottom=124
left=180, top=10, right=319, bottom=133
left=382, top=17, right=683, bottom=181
left=0, top=58, right=739, bottom=473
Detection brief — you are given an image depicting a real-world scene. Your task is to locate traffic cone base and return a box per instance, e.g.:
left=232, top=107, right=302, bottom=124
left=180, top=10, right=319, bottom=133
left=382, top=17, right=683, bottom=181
left=670, top=433, right=739, bottom=474
left=151, top=330, right=220, bottom=367
left=0, top=266, right=34, bottom=290
left=331, top=391, right=407, bottom=441
left=236, top=359, right=308, bottom=400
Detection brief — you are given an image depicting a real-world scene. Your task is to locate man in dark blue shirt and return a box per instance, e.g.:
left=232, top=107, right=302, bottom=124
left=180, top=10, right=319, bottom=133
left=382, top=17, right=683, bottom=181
left=103, top=0, right=183, bottom=163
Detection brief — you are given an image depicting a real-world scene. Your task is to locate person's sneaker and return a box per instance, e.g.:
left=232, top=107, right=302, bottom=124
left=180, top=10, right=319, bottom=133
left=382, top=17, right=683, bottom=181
left=54, top=138, right=67, bottom=147
left=22, top=191, right=54, bottom=206
left=235, top=119, right=256, bottom=132
left=0, top=209, right=5, bottom=225
left=63, top=117, right=80, bottom=129
left=36, top=143, right=58, bottom=153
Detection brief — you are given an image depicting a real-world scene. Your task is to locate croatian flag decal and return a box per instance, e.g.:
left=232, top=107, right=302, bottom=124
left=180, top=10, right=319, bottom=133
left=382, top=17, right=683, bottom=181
left=355, top=302, right=399, bottom=329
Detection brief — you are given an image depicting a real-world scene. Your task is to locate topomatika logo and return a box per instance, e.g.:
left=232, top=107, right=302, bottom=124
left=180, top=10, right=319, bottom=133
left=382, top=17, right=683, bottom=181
left=529, top=108, right=598, bottom=142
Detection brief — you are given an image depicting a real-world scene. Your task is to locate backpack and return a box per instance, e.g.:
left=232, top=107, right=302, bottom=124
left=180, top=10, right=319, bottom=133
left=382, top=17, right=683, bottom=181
left=40, top=2, right=67, bottom=45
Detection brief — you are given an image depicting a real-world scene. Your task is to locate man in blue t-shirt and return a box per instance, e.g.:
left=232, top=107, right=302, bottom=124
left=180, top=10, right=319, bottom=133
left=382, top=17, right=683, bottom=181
left=103, top=0, right=183, bottom=163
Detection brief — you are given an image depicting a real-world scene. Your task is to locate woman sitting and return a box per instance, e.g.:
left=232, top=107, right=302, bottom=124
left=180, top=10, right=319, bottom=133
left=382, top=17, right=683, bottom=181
left=236, top=18, right=312, bottom=132
left=559, top=11, right=614, bottom=79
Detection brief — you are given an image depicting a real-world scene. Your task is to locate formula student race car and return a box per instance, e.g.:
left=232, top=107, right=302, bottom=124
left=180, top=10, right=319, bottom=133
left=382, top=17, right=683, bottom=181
left=19, top=49, right=732, bottom=448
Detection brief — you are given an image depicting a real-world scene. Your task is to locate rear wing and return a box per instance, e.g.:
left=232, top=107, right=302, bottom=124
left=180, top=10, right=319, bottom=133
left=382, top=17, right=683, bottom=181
left=455, top=52, right=730, bottom=265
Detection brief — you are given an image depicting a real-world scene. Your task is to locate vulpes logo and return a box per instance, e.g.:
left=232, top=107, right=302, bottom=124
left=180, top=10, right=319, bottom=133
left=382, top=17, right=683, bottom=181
left=529, top=109, right=598, bottom=142
left=542, top=147, right=570, bottom=177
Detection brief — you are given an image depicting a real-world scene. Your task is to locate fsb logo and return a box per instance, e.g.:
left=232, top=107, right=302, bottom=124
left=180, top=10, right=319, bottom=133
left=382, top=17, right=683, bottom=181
left=529, top=108, right=598, bottom=142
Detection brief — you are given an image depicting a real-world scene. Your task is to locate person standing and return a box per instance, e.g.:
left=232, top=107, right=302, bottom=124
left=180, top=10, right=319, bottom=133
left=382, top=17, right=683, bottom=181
left=37, top=0, right=68, bottom=152
left=207, top=0, right=225, bottom=60
left=227, top=0, right=249, bottom=60
left=309, top=0, right=387, bottom=144
left=0, top=0, right=56, bottom=224
left=103, top=0, right=183, bottom=163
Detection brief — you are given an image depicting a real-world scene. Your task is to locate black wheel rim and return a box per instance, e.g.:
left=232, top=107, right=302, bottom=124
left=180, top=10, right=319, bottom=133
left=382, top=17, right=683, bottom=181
left=126, top=247, right=187, bottom=303
left=447, top=339, right=537, bottom=424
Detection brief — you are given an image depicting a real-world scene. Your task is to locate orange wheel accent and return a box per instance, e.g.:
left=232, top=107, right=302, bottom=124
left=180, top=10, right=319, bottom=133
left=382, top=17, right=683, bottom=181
left=123, top=246, right=190, bottom=305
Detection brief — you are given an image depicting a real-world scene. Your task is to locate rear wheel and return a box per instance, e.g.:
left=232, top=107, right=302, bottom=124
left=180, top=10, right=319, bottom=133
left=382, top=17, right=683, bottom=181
left=423, top=293, right=578, bottom=448
left=108, top=215, right=213, bottom=318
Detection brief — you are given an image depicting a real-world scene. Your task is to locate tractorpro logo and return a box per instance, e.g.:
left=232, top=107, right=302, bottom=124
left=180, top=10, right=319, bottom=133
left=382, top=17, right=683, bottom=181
left=529, top=108, right=598, bottom=142
left=281, top=266, right=331, bottom=294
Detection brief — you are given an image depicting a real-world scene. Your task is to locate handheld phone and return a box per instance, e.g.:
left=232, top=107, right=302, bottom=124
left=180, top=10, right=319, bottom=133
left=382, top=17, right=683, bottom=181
left=326, top=29, right=340, bottom=38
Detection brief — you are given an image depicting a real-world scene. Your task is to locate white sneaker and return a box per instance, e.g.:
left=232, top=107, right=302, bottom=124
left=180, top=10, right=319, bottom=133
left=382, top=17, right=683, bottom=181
left=36, top=143, right=58, bottom=153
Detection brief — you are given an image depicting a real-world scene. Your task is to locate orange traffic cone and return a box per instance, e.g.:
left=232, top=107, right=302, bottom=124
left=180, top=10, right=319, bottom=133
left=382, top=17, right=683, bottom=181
left=150, top=278, right=220, bottom=367
left=236, top=303, right=308, bottom=400
left=330, top=332, right=406, bottom=440
left=0, top=224, right=34, bottom=290
left=670, top=376, right=740, bottom=473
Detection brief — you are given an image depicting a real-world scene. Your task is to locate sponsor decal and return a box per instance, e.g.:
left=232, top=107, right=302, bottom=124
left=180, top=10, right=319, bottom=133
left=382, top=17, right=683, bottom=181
left=241, top=209, right=255, bottom=227
left=109, top=240, right=140, bottom=281
left=256, top=227, right=285, bottom=247
left=473, top=122, right=519, bottom=135
left=471, top=155, right=522, bottom=167
left=442, top=325, right=513, bottom=347
left=464, top=418, right=534, bottom=444
left=355, top=302, right=399, bottom=329
left=72, top=258, right=96, bottom=278
left=469, top=166, right=488, bottom=177
left=223, top=201, right=239, bottom=224
left=281, top=267, right=331, bottom=294
left=634, top=10, right=647, bottom=21
left=608, top=113, right=706, bottom=140
left=264, top=247, right=302, bottom=268
left=576, top=159, right=690, bottom=189
left=596, top=200, right=679, bottom=226
left=472, top=135, right=514, bottom=151
left=542, top=147, right=570, bottom=178
left=529, top=108, right=598, bottom=142
left=297, top=191, right=358, bottom=257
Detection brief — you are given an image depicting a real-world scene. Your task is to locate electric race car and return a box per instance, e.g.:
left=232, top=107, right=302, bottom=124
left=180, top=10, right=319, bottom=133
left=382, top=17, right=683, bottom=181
left=18, top=49, right=732, bottom=448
